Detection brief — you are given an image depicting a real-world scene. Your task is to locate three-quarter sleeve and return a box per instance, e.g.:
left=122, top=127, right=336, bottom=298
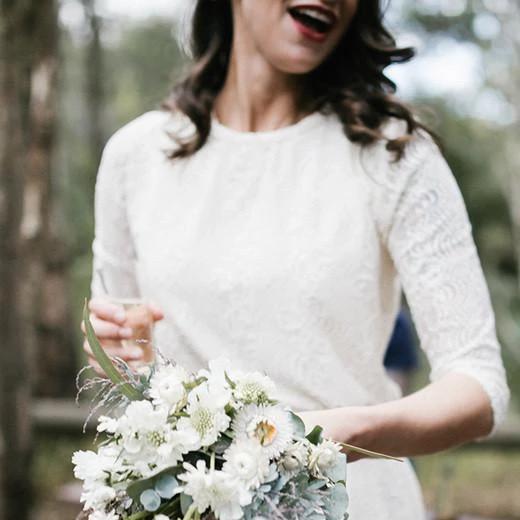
left=385, top=137, right=510, bottom=435
left=90, top=132, right=140, bottom=299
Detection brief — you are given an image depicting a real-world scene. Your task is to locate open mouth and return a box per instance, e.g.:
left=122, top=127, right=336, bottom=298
left=288, top=4, right=337, bottom=36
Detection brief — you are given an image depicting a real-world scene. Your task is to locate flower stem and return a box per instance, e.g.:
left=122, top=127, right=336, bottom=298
left=338, top=441, right=403, bottom=462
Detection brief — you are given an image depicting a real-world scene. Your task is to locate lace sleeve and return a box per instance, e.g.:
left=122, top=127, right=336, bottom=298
left=385, top=138, right=510, bottom=435
left=90, top=131, right=140, bottom=299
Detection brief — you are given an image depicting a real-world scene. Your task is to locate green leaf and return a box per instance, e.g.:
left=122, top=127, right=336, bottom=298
left=180, top=493, right=193, bottom=515
left=306, top=425, right=323, bottom=445
left=83, top=299, right=142, bottom=401
left=289, top=411, right=306, bottom=439
left=224, top=371, right=236, bottom=389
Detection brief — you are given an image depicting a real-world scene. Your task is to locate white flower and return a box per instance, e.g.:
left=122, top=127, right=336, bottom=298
left=232, top=404, right=294, bottom=459
left=308, top=439, right=342, bottom=478
left=278, top=440, right=310, bottom=478
left=154, top=516, right=170, bottom=520
left=232, top=372, right=276, bottom=406
left=97, top=416, right=119, bottom=434
left=178, top=460, right=251, bottom=520
left=176, top=382, right=231, bottom=448
left=114, top=400, right=189, bottom=477
left=223, top=438, right=270, bottom=489
left=149, top=364, right=189, bottom=413
left=81, top=484, right=116, bottom=511
left=197, top=358, right=234, bottom=387
left=72, top=448, right=118, bottom=483
left=88, top=510, right=120, bottom=520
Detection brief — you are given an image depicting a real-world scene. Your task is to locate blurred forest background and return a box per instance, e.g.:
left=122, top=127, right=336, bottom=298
left=1, top=0, right=519, bottom=519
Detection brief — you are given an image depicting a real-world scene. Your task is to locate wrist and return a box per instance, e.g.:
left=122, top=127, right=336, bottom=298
left=337, top=405, right=384, bottom=447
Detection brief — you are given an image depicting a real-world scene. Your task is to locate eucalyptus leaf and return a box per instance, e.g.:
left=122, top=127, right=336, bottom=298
left=324, top=483, right=349, bottom=520
left=180, top=493, right=193, bottom=515
left=140, top=489, right=161, bottom=512
left=325, top=452, right=347, bottom=484
left=289, top=411, right=306, bottom=438
left=127, top=466, right=178, bottom=502
left=155, top=474, right=180, bottom=499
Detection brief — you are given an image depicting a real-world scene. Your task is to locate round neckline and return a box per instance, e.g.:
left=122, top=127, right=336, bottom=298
left=210, top=110, right=325, bottom=142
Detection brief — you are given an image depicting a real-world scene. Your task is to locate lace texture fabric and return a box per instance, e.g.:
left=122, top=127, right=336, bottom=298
left=91, top=110, right=509, bottom=519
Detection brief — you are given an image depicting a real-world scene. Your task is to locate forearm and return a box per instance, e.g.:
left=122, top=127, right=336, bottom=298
left=343, top=373, right=494, bottom=458
left=303, top=372, right=494, bottom=459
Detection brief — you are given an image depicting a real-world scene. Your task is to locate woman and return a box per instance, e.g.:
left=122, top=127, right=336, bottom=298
left=83, top=1, right=510, bottom=518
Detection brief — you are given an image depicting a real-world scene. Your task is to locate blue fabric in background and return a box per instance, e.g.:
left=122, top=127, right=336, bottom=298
left=384, top=310, right=418, bottom=371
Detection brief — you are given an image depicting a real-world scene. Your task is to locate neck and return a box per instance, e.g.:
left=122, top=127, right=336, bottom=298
left=214, top=18, right=308, bottom=132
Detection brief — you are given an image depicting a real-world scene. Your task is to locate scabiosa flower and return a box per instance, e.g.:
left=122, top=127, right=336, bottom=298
left=308, top=439, right=342, bottom=479
left=223, top=438, right=270, bottom=489
left=278, top=440, right=310, bottom=478
left=148, top=364, right=189, bottom=413
left=232, top=404, right=294, bottom=459
left=176, top=381, right=231, bottom=448
left=232, top=371, right=276, bottom=406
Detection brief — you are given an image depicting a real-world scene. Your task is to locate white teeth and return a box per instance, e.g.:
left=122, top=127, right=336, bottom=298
left=297, top=8, right=332, bottom=24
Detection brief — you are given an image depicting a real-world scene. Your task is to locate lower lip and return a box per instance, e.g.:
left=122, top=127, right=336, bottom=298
left=291, top=17, right=330, bottom=43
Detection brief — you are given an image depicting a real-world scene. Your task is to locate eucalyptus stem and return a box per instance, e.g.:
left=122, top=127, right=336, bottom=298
left=126, top=511, right=151, bottom=520
left=182, top=503, right=197, bottom=520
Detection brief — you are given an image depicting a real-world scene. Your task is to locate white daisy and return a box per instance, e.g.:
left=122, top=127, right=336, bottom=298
left=308, top=439, right=342, bottom=478
left=232, top=404, right=294, bottom=459
left=223, top=438, right=270, bottom=489
left=176, top=381, right=231, bottom=448
left=149, top=364, right=189, bottom=413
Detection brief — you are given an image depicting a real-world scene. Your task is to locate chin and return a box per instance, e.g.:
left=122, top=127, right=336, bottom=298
left=270, top=49, right=327, bottom=75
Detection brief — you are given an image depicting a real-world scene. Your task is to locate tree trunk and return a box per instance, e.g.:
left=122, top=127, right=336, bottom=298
left=0, top=0, right=58, bottom=517
left=83, top=0, right=105, bottom=196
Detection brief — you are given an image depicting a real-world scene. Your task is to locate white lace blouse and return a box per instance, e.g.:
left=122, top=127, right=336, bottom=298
left=90, top=109, right=509, bottom=519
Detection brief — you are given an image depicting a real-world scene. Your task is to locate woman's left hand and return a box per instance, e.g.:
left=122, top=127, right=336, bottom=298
left=298, top=407, right=378, bottom=462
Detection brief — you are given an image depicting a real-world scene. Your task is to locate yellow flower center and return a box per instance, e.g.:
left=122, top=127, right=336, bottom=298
left=254, top=419, right=277, bottom=446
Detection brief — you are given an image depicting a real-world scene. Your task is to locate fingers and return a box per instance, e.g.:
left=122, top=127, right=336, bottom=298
left=88, top=297, right=127, bottom=325
left=83, top=339, right=144, bottom=362
left=88, top=296, right=164, bottom=323
left=148, top=302, right=164, bottom=322
left=81, top=315, right=133, bottom=340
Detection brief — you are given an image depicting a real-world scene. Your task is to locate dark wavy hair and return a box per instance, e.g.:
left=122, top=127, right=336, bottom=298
left=162, top=0, right=437, bottom=161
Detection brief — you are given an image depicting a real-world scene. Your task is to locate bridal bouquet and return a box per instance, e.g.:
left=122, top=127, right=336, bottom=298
left=74, top=303, right=392, bottom=520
